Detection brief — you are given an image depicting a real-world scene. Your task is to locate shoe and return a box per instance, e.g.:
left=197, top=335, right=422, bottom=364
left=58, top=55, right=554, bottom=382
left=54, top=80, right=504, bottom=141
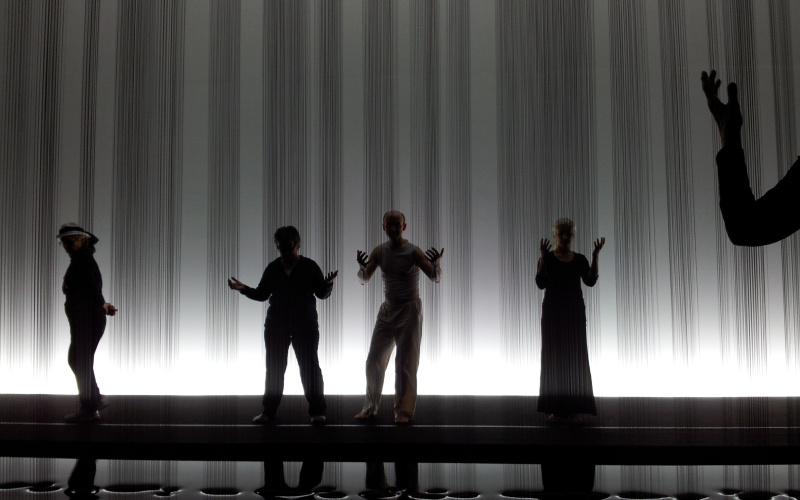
left=252, top=413, right=274, bottom=424
left=64, top=409, right=100, bottom=423
left=97, top=395, right=109, bottom=410
left=310, top=415, right=326, bottom=424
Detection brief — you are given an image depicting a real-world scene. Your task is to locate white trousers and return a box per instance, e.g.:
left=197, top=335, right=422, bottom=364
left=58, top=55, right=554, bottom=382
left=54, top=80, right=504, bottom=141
left=361, top=298, right=422, bottom=419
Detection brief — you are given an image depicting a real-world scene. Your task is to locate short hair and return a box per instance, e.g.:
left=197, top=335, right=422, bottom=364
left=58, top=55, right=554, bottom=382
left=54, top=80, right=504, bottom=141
left=274, top=226, right=301, bottom=249
left=552, top=217, right=575, bottom=234
left=383, top=210, right=406, bottom=224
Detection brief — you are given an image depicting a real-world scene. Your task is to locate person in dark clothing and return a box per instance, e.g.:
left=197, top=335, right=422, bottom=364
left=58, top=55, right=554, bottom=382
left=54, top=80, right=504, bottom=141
left=536, top=218, right=604, bottom=423
left=701, top=69, right=800, bottom=245
left=58, top=223, right=117, bottom=423
left=228, top=226, right=338, bottom=424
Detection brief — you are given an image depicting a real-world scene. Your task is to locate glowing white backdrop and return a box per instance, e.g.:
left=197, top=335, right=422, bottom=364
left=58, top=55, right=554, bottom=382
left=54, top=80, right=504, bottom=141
left=2, top=0, right=800, bottom=396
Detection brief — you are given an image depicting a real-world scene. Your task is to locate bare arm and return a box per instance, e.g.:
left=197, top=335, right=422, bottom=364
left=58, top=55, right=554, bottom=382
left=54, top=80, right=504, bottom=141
left=413, top=246, right=443, bottom=282
left=356, top=246, right=381, bottom=284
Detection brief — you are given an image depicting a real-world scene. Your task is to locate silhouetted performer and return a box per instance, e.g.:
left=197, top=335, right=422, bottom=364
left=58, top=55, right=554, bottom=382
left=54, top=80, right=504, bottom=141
left=354, top=210, right=443, bottom=423
left=702, top=69, right=800, bottom=245
left=229, top=226, right=338, bottom=424
left=536, top=218, right=604, bottom=423
left=58, top=223, right=117, bottom=423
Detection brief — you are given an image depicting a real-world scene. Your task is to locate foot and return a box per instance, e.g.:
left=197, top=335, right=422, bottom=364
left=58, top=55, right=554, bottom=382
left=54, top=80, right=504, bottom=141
left=394, top=415, right=410, bottom=424
left=568, top=414, right=582, bottom=424
left=310, top=415, right=326, bottom=424
left=252, top=413, right=274, bottom=424
left=97, top=395, right=110, bottom=410
left=64, top=409, right=100, bottom=423
left=354, top=411, right=375, bottom=419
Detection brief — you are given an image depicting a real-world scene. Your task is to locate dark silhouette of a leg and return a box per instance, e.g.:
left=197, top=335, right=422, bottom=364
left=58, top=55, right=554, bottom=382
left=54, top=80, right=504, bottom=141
left=365, top=462, right=389, bottom=490
left=297, top=461, right=324, bottom=491
left=66, top=457, right=97, bottom=498
left=292, top=328, right=326, bottom=417
left=262, top=328, right=291, bottom=416
left=67, top=312, right=106, bottom=411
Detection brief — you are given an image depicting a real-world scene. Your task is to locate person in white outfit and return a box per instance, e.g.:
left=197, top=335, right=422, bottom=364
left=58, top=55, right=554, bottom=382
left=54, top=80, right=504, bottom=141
left=354, top=210, right=443, bottom=423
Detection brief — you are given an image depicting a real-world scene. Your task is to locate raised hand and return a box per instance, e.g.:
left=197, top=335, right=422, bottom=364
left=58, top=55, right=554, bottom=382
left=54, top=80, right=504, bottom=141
left=325, top=270, right=339, bottom=284
left=425, top=247, right=444, bottom=264
left=356, top=250, right=370, bottom=268
left=228, top=277, right=246, bottom=291
left=592, top=237, right=605, bottom=257
left=540, top=238, right=551, bottom=259
left=701, top=69, right=742, bottom=145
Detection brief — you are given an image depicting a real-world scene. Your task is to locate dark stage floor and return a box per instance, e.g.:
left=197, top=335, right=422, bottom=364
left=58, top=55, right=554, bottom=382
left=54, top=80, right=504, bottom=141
left=1, top=395, right=799, bottom=464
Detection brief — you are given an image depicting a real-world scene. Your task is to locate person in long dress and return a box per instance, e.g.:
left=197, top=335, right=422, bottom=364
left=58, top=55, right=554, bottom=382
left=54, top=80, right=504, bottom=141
left=536, top=218, right=604, bottom=423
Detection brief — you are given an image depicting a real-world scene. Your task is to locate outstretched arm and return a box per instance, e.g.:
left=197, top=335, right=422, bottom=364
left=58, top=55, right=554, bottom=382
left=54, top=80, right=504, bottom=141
left=356, top=247, right=381, bottom=285
left=702, top=70, right=800, bottom=245
left=413, top=246, right=443, bottom=283
left=229, top=269, right=272, bottom=301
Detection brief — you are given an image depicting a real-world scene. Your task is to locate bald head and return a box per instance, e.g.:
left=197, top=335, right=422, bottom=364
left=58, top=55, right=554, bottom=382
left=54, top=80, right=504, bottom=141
left=383, top=210, right=406, bottom=224
left=382, top=210, right=407, bottom=245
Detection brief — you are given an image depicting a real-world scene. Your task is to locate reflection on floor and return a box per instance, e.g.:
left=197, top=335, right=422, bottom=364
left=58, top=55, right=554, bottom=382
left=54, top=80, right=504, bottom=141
left=2, top=395, right=800, bottom=464
left=0, top=458, right=798, bottom=500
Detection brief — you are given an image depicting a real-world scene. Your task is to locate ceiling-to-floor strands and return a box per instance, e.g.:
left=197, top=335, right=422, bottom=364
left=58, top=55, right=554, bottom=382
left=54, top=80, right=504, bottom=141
left=1, top=0, right=800, bottom=397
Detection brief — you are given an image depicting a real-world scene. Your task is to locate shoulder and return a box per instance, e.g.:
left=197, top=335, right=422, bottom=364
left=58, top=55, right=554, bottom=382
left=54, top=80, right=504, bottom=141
left=409, top=243, right=426, bottom=260
left=575, top=253, right=590, bottom=265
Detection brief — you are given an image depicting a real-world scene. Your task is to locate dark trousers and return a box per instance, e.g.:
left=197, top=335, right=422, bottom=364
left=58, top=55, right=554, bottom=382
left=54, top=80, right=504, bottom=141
left=66, top=309, right=106, bottom=411
left=263, top=325, right=326, bottom=417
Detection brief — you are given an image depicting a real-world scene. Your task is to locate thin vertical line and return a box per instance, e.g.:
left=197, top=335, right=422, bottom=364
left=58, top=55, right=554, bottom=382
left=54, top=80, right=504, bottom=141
left=411, top=0, right=441, bottom=360
left=79, top=0, right=100, bottom=227
left=318, top=0, right=343, bottom=365
left=609, top=0, right=659, bottom=368
left=658, top=0, right=700, bottom=366
left=111, top=0, right=185, bottom=371
left=362, top=0, right=396, bottom=348
left=207, top=0, right=241, bottom=364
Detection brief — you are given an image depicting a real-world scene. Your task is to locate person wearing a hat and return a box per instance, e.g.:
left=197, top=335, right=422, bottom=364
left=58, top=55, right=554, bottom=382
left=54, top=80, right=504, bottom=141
left=58, top=223, right=117, bottom=423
